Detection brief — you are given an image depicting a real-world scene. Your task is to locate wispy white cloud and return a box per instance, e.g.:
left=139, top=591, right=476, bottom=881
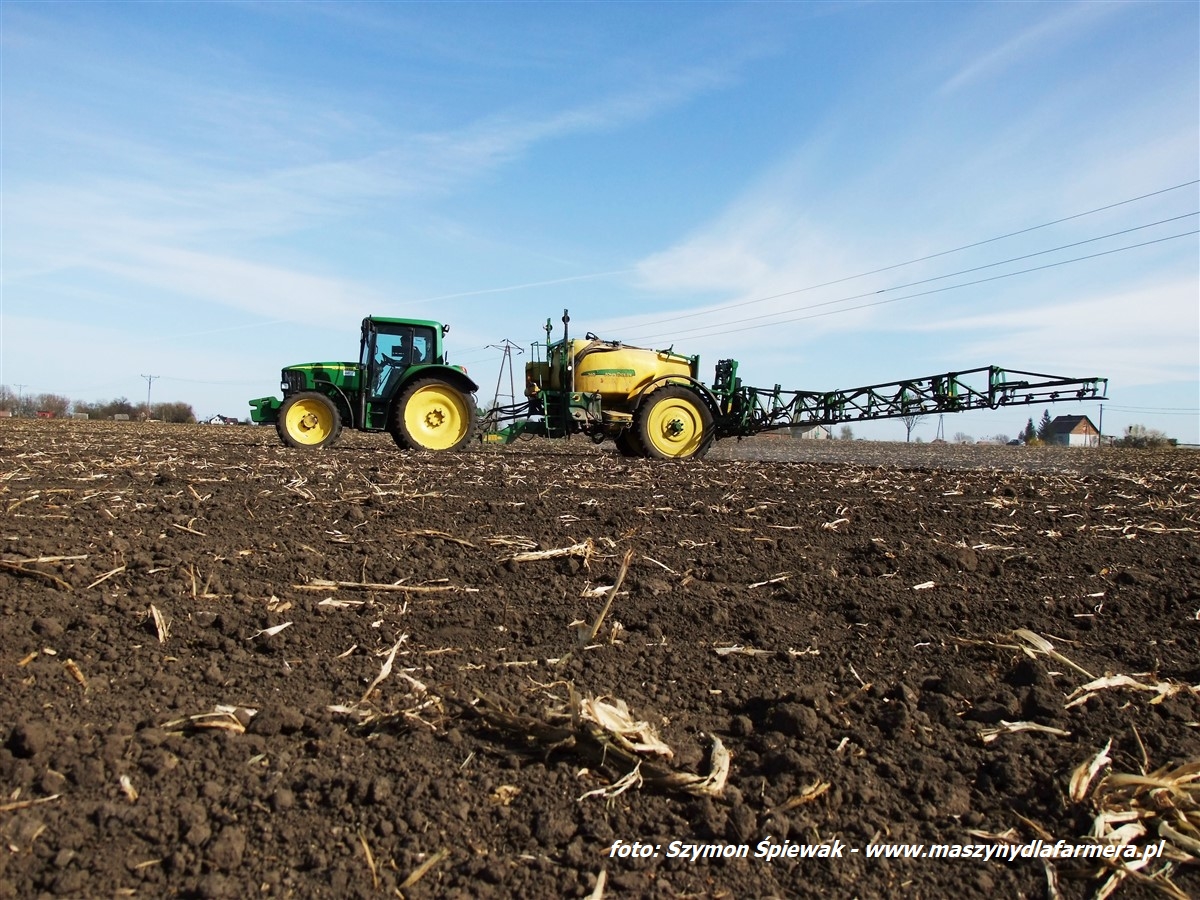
left=626, top=145, right=863, bottom=331
left=365, top=63, right=737, bottom=194
left=907, top=280, right=1198, bottom=386
left=98, top=244, right=377, bottom=327
left=4, top=33, right=742, bottom=327
left=937, top=2, right=1125, bottom=96
left=2, top=2, right=1193, bottom=440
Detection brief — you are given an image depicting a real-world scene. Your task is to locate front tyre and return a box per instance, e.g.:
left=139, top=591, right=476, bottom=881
left=392, top=379, right=476, bottom=451
left=277, top=392, right=343, bottom=449
left=635, top=385, right=713, bottom=460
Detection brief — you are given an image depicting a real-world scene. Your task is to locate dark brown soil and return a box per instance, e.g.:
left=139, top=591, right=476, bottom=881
left=1, top=421, right=1196, bottom=899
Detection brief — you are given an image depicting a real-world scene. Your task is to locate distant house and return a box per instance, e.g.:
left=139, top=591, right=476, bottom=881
left=790, top=424, right=831, bottom=440
left=1048, top=415, right=1100, bottom=448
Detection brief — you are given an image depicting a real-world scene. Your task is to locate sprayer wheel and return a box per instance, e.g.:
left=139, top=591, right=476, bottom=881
left=635, top=385, right=713, bottom=460
left=614, top=429, right=646, bottom=457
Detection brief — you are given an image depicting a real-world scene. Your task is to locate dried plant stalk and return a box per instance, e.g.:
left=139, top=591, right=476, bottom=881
left=503, top=539, right=594, bottom=565
left=1070, top=740, right=1112, bottom=803
left=0, top=559, right=72, bottom=590
left=398, top=849, right=448, bottom=890
left=979, top=720, right=1071, bottom=743
left=295, top=579, right=464, bottom=594
left=774, top=781, right=832, bottom=813
left=0, top=793, right=62, bottom=813
left=1013, top=628, right=1094, bottom=679
left=63, top=659, right=88, bottom=691
left=577, top=694, right=671, bottom=758
left=361, top=637, right=407, bottom=702
left=357, top=830, right=378, bottom=891
left=579, top=550, right=632, bottom=646
left=87, top=565, right=126, bottom=590
left=1065, top=674, right=1199, bottom=709
left=150, top=605, right=170, bottom=643
left=463, top=694, right=730, bottom=799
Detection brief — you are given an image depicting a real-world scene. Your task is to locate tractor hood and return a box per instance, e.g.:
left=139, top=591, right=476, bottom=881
left=280, top=361, right=363, bottom=393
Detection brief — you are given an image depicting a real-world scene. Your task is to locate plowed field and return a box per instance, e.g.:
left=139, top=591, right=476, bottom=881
left=1, top=421, right=1197, bottom=899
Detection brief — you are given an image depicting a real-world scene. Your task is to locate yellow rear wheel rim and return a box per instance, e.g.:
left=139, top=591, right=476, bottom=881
left=645, top=396, right=705, bottom=458
left=404, top=384, right=470, bottom=450
left=285, top=398, right=334, bottom=445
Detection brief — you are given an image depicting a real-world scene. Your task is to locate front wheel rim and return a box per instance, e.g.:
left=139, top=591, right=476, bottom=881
left=285, top=399, right=334, bottom=445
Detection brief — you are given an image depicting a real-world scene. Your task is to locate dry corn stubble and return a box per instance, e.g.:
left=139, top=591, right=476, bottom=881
left=0, top=421, right=1196, bottom=899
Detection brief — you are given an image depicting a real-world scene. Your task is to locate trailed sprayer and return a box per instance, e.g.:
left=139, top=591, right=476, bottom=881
left=250, top=310, right=1107, bottom=458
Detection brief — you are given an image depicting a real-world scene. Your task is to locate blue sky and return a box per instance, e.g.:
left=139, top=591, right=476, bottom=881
left=2, top=0, right=1197, bottom=442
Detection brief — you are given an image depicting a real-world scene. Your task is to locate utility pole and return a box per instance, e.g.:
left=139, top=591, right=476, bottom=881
left=141, top=374, right=160, bottom=420
left=487, top=340, right=524, bottom=414
left=14, top=383, right=28, bottom=416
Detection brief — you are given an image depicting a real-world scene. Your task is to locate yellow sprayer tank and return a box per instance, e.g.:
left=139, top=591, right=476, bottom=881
left=527, top=338, right=697, bottom=408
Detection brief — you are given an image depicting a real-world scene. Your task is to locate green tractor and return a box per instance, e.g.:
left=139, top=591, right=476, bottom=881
left=249, top=316, right=478, bottom=451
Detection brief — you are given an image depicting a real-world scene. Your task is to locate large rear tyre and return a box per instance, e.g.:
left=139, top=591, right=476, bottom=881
left=277, top=392, right=343, bottom=449
left=391, top=379, right=476, bottom=451
left=614, top=428, right=646, bottom=458
left=635, top=386, right=713, bottom=460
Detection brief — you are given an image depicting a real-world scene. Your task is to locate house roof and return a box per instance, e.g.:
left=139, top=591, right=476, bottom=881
left=1049, top=414, right=1097, bottom=434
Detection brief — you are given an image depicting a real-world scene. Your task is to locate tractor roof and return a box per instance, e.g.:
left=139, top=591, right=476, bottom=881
left=366, top=315, right=445, bottom=331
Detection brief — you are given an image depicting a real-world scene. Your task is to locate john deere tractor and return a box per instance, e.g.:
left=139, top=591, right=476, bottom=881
left=249, top=316, right=477, bottom=451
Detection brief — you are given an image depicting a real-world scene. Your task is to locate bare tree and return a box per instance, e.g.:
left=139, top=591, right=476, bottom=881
left=32, top=393, right=70, bottom=417
left=152, top=402, right=197, bottom=424
left=1120, top=424, right=1172, bottom=448
left=952, top=432, right=974, bottom=444
left=899, top=412, right=926, bottom=443
left=839, top=425, right=855, bottom=441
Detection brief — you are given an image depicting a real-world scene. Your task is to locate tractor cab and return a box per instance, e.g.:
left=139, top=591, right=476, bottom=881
left=362, top=319, right=439, bottom=378
left=359, top=317, right=444, bottom=427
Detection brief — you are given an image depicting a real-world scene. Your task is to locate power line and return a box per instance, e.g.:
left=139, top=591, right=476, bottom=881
left=1102, top=405, right=1199, bottom=414
left=624, top=179, right=1200, bottom=334
left=160, top=376, right=262, bottom=386
left=633, top=229, right=1199, bottom=344
left=623, top=213, right=1197, bottom=342
left=457, top=215, right=1197, bottom=356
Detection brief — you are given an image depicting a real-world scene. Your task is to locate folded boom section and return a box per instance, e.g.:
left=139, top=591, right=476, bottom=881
left=712, top=362, right=1108, bottom=436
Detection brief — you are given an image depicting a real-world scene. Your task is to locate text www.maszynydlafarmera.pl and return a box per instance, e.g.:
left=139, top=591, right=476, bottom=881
left=608, top=838, right=1167, bottom=864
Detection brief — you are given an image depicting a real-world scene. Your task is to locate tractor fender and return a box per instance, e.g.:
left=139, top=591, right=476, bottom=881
left=392, top=364, right=479, bottom=399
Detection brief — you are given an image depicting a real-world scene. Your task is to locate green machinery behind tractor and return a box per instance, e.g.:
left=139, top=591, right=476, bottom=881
left=250, top=310, right=1108, bottom=458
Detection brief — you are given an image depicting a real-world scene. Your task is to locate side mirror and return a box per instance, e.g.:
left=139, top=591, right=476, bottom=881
left=441, top=324, right=450, bottom=336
